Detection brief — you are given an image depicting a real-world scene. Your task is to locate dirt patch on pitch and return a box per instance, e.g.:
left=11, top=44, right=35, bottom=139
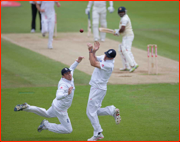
left=1, top=33, right=179, bottom=84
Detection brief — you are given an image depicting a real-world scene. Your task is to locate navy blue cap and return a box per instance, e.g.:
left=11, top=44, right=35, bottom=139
left=118, top=6, right=126, bottom=13
left=61, top=67, right=71, bottom=75
left=104, top=49, right=116, bottom=58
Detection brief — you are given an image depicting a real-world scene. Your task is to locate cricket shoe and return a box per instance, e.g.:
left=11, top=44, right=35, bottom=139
left=119, top=68, right=130, bottom=71
left=135, top=64, right=139, bottom=69
left=48, top=45, right=53, bottom=49
left=87, top=133, right=104, bottom=141
left=31, top=29, right=35, bottom=33
left=100, top=39, right=105, bottom=42
left=129, top=67, right=136, bottom=73
left=42, top=32, right=46, bottom=37
left=37, top=119, right=48, bottom=132
left=14, top=103, right=28, bottom=111
left=113, top=108, right=121, bottom=125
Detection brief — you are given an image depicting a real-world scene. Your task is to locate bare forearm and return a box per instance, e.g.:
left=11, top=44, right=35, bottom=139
left=119, top=26, right=125, bottom=33
left=89, top=53, right=96, bottom=66
left=92, top=52, right=98, bottom=61
left=36, top=4, right=41, bottom=12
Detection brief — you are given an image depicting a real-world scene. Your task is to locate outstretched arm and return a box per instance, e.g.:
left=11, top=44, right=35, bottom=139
left=69, top=56, right=84, bottom=76
left=87, top=42, right=101, bottom=69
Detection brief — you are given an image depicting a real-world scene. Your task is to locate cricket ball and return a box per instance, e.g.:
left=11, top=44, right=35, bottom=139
left=80, top=29, right=84, bottom=33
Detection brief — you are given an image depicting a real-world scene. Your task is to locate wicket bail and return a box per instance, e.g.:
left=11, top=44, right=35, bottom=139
left=147, top=44, right=158, bottom=75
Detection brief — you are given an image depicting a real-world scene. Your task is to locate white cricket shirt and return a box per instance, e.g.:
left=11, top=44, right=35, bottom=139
left=52, top=61, right=79, bottom=111
left=119, top=14, right=134, bottom=37
left=37, top=1, right=56, bottom=18
left=89, top=55, right=114, bottom=90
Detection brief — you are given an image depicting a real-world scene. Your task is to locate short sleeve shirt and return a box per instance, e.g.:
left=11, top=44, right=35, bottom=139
left=119, top=14, right=134, bottom=37
left=89, top=55, right=114, bottom=90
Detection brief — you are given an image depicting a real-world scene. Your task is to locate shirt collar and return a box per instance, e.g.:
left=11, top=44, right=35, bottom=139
left=61, top=78, right=72, bottom=84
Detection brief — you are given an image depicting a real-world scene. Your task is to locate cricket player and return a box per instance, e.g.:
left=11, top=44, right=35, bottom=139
left=85, top=1, right=114, bottom=42
left=86, top=41, right=121, bottom=141
left=14, top=56, right=84, bottom=134
left=114, top=6, right=139, bottom=72
left=36, top=1, right=60, bottom=49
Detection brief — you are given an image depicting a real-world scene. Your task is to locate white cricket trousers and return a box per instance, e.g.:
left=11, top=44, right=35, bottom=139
left=119, top=35, right=137, bottom=68
left=92, top=6, right=107, bottom=41
left=24, top=104, right=72, bottom=134
left=86, top=86, right=116, bottom=136
left=41, top=13, right=55, bottom=47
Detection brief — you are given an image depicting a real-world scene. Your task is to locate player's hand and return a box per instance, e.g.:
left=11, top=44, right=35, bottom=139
left=114, top=29, right=120, bottom=36
left=40, top=9, right=45, bottom=12
left=87, top=43, right=93, bottom=52
left=76, top=56, right=84, bottom=63
left=85, top=7, right=90, bottom=15
left=108, top=6, right=114, bottom=13
left=93, top=41, right=100, bottom=52
left=68, top=87, right=73, bottom=95
left=56, top=2, right=61, bottom=7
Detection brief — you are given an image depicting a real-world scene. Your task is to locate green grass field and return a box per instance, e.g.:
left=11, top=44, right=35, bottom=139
left=1, top=1, right=179, bottom=141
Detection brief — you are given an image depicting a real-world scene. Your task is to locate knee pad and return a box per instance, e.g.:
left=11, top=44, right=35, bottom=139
left=121, top=45, right=127, bottom=54
left=100, top=20, right=107, bottom=28
left=93, top=23, right=98, bottom=28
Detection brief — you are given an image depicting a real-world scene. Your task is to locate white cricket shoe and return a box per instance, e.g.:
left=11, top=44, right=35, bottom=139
left=94, top=38, right=99, bottom=42
left=129, top=67, right=136, bottom=73
left=42, top=32, right=46, bottom=37
left=100, top=39, right=105, bottom=42
left=31, top=29, right=35, bottom=33
left=48, top=45, right=53, bottom=49
left=113, top=108, right=121, bottom=125
left=37, top=119, right=48, bottom=132
left=87, top=133, right=104, bottom=141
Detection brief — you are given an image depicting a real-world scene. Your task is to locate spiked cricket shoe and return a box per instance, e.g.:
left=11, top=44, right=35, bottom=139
left=135, top=64, right=139, bottom=69
left=87, top=133, right=104, bottom=141
left=14, top=103, right=28, bottom=111
left=37, top=119, right=48, bottom=132
left=129, top=67, right=135, bottom=73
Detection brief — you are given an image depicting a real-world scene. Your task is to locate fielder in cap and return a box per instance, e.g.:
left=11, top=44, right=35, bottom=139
left=85, top=1, right=114, bottom=41
left=14, top=56, right=84, bottom=134
left=86, top=41, right=121, bottom=141
left=114, top=6, right=139, bottom=72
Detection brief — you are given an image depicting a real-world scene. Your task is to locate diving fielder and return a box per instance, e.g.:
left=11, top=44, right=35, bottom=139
left=85, top=1, right=114, bottom=42
left=114, top=7, right=138, bottom=72
left=36, top=1, right=60, bottom=49
left=86, top=41, right=121, bottom=141
left=14, top=57, right=84, bottom=134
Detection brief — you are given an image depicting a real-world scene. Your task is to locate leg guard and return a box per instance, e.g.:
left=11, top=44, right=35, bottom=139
left=126, top=35, right=138, bottom=66
left=118, top=44, right=130, bottom=69
left=92, top=8, right=100, bottom=41
left=121, top=37, right=135, bottom=67
left=99, top=10, right=107, bottom=41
